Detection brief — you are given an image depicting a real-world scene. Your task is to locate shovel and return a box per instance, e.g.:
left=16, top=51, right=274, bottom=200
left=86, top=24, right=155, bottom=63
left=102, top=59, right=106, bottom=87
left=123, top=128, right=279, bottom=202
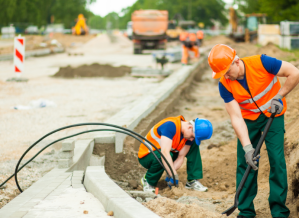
left=222, top=107, right=278, bottom=216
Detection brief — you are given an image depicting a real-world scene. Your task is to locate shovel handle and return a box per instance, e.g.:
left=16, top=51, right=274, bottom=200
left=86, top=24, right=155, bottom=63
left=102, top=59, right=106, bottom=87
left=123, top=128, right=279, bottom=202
left=234, top=107, right=278, bottom=206
left=223, top=106, right=279, bottom=216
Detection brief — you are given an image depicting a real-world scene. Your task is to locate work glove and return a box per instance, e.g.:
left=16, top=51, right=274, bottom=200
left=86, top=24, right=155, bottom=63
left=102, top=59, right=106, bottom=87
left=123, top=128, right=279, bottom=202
left=267, top=94, right=283, bottom=114
left=243, top=144, right=260, bottom=171
left=165, top=174, right=179, bottom=188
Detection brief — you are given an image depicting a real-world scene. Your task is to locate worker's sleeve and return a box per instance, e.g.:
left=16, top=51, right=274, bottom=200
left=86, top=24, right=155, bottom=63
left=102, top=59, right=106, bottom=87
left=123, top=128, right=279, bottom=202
left=219, top=82, right=234, bottom=103
left=157, top=121, right=176, bottom=140
left=260, top=54, right=282, bottom=75
left=185, top=140, right=193, bottom=146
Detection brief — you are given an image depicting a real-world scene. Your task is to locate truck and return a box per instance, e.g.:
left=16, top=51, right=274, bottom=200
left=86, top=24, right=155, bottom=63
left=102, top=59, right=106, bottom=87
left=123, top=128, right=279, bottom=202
left=131, top=10, right=168, bottom=54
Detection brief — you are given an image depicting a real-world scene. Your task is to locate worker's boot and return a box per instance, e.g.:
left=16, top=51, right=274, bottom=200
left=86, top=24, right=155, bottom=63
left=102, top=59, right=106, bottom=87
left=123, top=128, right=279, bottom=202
left=185, top=180, right=208, bottom=192
left=140, top=174, right=155, bottom=192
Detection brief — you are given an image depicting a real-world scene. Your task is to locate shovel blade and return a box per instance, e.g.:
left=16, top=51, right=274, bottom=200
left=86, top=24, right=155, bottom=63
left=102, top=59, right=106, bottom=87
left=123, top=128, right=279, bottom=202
left=222, top=205, right=237, bottom=216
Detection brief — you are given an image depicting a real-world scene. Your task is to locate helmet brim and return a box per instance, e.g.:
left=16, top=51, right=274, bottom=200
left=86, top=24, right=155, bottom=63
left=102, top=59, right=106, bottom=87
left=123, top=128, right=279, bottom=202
left=212, top=63, right=230, bottom=79
left=195, top=137, right=201, bottom=146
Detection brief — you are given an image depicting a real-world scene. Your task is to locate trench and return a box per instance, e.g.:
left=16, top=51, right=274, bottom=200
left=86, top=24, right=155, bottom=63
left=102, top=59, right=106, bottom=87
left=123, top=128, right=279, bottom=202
left=93, top=58, right=209, bottom=185
left=92, top=37, right=299, bottom=218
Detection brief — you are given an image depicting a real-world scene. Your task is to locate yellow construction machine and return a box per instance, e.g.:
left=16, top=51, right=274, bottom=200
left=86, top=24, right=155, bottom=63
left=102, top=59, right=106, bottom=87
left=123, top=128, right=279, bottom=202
left=229, top=7, right=266, bottom=42
left=72, top=14, right=89, bottom=35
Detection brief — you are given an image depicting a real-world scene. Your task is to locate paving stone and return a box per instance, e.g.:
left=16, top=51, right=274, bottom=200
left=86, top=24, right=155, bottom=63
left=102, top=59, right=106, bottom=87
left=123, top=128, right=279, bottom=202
left=59, top=150, right=74, bottom=159
left=58, top=159, right=73, bottom=168
left=61, top=139, right=75, bottom=151
left=8, top=211, right=28, bottom=218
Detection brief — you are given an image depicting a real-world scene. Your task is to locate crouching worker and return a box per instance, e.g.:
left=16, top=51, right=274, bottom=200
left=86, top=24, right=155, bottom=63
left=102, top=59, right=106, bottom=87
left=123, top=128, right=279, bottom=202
left=138, top=115, right=213, bottom=192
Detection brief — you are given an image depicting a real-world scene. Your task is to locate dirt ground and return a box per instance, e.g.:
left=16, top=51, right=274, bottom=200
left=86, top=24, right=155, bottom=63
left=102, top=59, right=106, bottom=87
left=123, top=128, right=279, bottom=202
left=97, top=35, right=299, bottom=218
left=0, top=34, right=161, bottom=209
left=1, top=34, right=299, bottom=217
left=0, top=33, right=96, bottom=55
left=53, top=63, right=131, bottom=78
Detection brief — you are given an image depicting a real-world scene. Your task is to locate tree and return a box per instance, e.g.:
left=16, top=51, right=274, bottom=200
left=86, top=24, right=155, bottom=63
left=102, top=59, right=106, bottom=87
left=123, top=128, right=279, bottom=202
left=117, top=0, right=228, bottom=29
left=0, top=0, right=95, bottom=28
left=234, top=0, right=299, bottom=23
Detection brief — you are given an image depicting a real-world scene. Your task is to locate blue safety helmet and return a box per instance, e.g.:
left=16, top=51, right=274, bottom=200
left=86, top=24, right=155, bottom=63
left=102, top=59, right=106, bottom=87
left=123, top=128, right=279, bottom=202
left=191, top=118, right=213, bottom=145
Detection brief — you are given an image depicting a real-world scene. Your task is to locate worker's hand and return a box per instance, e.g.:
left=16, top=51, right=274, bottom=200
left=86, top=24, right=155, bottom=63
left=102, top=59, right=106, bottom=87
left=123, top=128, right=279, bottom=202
left=165, top=174, right=179, bottom=188
left=243, top=144, right=260, bottom=171
left=267, top=94, right=283, bottom=114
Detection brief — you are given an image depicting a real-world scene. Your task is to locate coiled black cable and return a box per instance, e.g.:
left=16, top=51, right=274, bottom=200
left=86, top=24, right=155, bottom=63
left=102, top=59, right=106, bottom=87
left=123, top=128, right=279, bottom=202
left=10, top=123, right=176, bottom=192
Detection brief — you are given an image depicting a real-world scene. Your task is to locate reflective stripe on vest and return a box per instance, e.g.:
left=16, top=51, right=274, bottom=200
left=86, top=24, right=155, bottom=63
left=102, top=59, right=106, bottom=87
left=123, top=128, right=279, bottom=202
left=239, top=76, right=278, bottom=105
left=219, top=55, right=287, bottom=120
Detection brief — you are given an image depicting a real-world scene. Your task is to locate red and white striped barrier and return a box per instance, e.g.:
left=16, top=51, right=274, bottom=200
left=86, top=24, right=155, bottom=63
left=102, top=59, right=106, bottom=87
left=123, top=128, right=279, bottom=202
left=14, top=35, right=25, bottom=75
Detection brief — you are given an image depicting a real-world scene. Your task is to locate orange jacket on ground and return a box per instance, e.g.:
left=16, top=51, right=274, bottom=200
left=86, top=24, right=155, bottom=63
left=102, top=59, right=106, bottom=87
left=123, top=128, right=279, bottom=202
left=220, top=55, right=287, bottom=120
left=138, top=115, right=188, bottom=159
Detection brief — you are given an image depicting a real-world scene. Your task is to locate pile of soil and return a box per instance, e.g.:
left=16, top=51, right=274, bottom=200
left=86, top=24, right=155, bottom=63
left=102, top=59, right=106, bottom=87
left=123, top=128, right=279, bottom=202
left=53, top=63, right=131, bottom=78
left=144, top=197, right=229, bottom=218
left=94, top=36, right=299, bottom=217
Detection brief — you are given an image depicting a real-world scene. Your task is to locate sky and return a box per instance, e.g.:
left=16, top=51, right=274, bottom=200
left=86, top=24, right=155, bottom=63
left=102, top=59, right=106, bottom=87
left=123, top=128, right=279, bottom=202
left=87, top=0, right=234, bottom=17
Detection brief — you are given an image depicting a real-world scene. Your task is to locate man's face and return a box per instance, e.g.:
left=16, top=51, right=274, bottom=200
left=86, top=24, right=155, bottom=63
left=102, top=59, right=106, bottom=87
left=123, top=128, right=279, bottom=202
left=183, top=124, right=195, bottom=141
left=224, top=60, right=239, bottom=81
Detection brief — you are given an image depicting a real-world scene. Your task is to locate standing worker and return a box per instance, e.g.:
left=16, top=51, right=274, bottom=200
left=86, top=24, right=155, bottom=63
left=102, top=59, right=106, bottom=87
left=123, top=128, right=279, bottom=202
left=180, top=32, right=200, bottom=65
left=138, top=115, right=213, bottom=192
left=196, top=30, right=204, bottom=47
left=208, top=44, right=299, bottom=218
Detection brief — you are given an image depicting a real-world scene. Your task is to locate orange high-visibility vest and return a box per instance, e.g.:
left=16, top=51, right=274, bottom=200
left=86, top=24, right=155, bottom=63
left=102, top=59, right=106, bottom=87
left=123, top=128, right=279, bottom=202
left=220, top=55, right=287, bottom=121
left=138, top=115, right=187, bottom=159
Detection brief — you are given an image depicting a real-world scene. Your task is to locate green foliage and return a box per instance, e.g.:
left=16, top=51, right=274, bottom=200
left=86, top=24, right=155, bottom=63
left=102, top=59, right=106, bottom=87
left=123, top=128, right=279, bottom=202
left=0, top=0, right=228, bottom=30
left=88, top=12, right=119, bottom=29
left=0, top=0, right=94, bottom=28
left=118, top=0, right=228, bottom=29
left=234, top=0, right=299, bottom=23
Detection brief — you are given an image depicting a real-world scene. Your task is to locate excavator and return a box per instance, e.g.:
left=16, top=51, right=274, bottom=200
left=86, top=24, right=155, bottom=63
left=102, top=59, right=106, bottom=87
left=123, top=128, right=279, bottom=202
left=229, top=7, right=266, bottom=42
left=72, top=14, right=89, bottom=35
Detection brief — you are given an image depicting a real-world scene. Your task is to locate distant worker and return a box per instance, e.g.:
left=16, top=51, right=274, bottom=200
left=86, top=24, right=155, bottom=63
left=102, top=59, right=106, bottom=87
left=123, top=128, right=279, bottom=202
left=196, top=30, right=204, bottom=47
left=180, top=32, right=200, bottom=65
left=208, top=44, right=299, bottom=218
left=72, top=14, right=89, bottom=35
left=138, top=115, right=213, bottom=193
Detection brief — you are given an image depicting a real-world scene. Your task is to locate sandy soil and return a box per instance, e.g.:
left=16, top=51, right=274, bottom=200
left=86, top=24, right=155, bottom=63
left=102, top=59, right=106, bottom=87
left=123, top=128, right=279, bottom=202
left=53, top=63, right=131, bottom=78
left=100, top=36, right=299, bottom=218
left=0, top=34, right=166, bottom=208
left=2, top=34, right=299, bottom=217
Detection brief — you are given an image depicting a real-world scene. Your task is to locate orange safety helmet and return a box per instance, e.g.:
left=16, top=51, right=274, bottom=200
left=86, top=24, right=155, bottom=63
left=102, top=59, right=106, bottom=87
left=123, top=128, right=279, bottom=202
left=196, top=30, right=204, bottom=39
left=208, top=44, right=236, bottom=79
left=188, top=33, right=197, bottom=42
left=179, top=32, right=189, bottom=41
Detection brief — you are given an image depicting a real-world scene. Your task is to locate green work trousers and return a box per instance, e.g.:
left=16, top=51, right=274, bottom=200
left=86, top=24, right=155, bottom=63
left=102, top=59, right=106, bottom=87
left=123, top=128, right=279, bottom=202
left=138, top=141, right=203, bottom=186
left=237, top=114, right=290, bottom=218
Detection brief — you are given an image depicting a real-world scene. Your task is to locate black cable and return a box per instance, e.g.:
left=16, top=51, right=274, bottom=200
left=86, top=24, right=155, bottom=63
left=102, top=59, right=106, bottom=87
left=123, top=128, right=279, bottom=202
left=1, top=128, right=166, bottom=191
left=13, top=123, right=176, bottom=192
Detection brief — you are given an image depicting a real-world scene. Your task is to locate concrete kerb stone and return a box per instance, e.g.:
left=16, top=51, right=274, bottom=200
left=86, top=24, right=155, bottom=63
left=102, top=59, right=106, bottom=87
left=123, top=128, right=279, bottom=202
left=84, top=166, right=160, bottom=218
left=67, top=138, right=94, bottom=172
left=0, top=139, right=94, bottom=217
left=92, top=56, right=206, bottom=154
left=0, top=169, right=68, bottom=218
